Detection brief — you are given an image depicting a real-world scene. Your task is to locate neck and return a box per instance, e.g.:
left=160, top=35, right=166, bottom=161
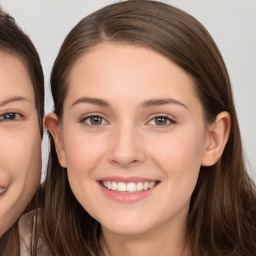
left=101, top=221, right=191, bottom=256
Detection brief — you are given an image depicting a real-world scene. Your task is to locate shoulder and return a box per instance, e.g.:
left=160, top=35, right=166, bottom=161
left=19, top=210, right=35, bottom=256
left=19, top=210, right=52, bottom=256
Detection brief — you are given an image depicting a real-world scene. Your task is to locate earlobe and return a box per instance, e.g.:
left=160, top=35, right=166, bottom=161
left=44, top=113, right=67, bottom=168
left=201, top=111, right=231, bottom=167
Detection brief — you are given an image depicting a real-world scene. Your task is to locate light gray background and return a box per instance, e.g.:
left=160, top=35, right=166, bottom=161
left=0, top=0, right=255, bottom=180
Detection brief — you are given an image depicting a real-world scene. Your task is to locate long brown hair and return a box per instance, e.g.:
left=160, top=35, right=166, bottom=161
left=0, top=7, right=44, bottom=256
left=42, top=1, right=256, bottom=255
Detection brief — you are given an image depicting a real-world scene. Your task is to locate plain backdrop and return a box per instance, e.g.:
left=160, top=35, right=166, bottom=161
left=0, top=0, right=255, bottom=180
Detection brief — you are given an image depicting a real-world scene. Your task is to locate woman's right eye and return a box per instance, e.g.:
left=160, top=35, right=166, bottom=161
left=0, top=112, right=21, bottom=121
left=81, top=115, right=107, bottom=126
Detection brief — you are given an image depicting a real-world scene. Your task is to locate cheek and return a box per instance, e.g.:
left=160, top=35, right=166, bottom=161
left=64, top=132, right=105, bottom=178
left=0, top=129, right=41, bottom=179
left=12, top=134, right=41, bottom=198
left=150, top=128, right=205, bottom=187
left=63, top=133, right=105, bottom=214
left=0, top=126, right=41, bottom=236
left=146, top=130, right=205, bottom=219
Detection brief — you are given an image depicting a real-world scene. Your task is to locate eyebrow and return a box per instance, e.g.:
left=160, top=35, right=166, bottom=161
left=71, top=96, right=188, bottom=110
left=71, top=97, right=110, bottom=107
left=0, top=96, right=31, bottom=107
left=142, top=98, right=189, bottom=110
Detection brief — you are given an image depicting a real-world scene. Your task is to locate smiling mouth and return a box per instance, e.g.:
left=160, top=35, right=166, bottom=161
left=100, top=180, right=159, bottom=193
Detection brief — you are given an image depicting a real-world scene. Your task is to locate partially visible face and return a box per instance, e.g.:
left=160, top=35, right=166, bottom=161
left=0, top=53, right=41, bottom=237
left=55, top=43, right=212, bottom=237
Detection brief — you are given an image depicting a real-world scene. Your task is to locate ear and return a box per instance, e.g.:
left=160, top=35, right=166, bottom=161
left=201, top=111, right=231, bottom=167
left=44, top=113, right=67, bottom=168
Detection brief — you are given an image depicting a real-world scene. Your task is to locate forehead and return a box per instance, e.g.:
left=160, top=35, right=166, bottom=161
left=0, top=52, right=34, bottom=100
left=66, top=43, right=200, bottom=107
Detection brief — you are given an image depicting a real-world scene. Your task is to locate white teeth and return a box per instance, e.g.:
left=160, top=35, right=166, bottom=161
left=136, top=182, right=144, bottom=191
left=111, top=181, right=118, bottom=191
left=149, top=181, right=156, bottom=189
left=143, top=181, right=149, bottom=190
left=102, top=181, right=157, bottom=192
left=127, top=182, right=136, bottom=192
left=107, top=181, right=112, bottom=190
left=117, top=182, right=126, bottom=192
left=0, top=187, right=6, bottom=194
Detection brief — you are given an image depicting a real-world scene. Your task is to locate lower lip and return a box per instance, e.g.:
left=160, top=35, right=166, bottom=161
left=98, top=182, right=158, bottom=203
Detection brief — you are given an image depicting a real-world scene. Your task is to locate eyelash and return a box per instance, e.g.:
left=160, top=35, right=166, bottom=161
left=80, top=114, right=175, bottom=127
left=0, top=112, right=23, bottom=122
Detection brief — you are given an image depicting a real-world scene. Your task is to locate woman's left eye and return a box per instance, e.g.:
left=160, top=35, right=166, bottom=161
left=148, top=116, right=174, bottom=126
left=82, top=115, right=107, bottom=126
left=0, top=112, right=21, bottom=121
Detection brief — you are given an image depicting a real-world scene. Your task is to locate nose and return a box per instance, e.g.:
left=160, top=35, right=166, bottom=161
left=107, top=123, right=146, bottom=168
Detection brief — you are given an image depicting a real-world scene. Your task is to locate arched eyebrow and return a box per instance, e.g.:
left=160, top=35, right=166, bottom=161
left=71, top=97, right=188, bottom=110
left=142, top=98, right=189, bottom=110
left=0, top=96, right=31, bottom=107
left=71, top=97, right=109, bottom=107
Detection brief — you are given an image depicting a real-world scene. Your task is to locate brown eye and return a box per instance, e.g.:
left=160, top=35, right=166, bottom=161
left=0, top=112, right=21, bottom=121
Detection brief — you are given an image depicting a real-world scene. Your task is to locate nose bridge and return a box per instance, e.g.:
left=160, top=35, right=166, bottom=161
left=108, top=120, right=145, bottom=167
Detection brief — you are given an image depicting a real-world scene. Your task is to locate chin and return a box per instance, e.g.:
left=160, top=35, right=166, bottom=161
left=100, top=216, right=154, bottom=236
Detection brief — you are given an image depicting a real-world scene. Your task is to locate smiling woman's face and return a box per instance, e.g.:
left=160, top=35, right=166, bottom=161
left=0, top=53, right=41, bottom=237
left=47, top=43, right=217, bottom=238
